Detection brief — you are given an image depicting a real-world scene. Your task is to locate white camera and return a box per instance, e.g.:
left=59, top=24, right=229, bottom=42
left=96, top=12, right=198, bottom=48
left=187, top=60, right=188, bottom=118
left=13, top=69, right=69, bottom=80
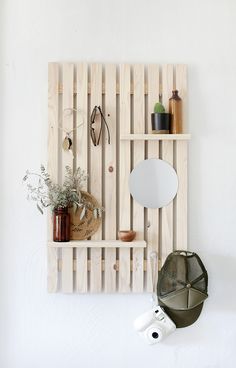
left=134, top=306, right=176, bottom=344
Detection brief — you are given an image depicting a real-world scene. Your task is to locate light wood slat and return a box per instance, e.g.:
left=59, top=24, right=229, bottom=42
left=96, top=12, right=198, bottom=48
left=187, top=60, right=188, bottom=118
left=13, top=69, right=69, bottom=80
left=146, top=64, right=159, bottom=292
left=61, top=248, right=73, bottom=293
left=47, top=63, right=59, bottom=292
left=161, top=141, right=174, bottom=266
left=76, top=247, right=87, bottom=293
left=105, top=248, right=117, bottom=292
left=175, top=141, right=188, bottom=250
left=90, top=247, right=102, bottom=292
left=120, top=134, right=191, bottom=140
left=119, top=248, right=131, bottom=292
left=132, top=64, right=145, bottom=292
left=104, top=64, right=117, bottom=292
left=48, top=240, right=146, bottom=248
left=175, top=65, right=187, bottom=133
left=48, top=63, right=59, bottom=243
left=162, top=64, right=174, bottom=111
left=161, top=65, right=174, bottom=266
left=76, top=63, right=88, bottom=189
left=90, top=63, right=102, bottom=292
left=119, top=64, right=131, bottom=292
left=62, top=63, right=74, bottom=179
left=47, top=247, right=58, bottom=293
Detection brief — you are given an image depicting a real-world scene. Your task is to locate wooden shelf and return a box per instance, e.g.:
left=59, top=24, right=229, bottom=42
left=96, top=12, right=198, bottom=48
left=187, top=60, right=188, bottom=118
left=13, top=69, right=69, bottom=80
left=48, top=240, right=146, bottom=248
left=120, top=134, right=191, bottom=141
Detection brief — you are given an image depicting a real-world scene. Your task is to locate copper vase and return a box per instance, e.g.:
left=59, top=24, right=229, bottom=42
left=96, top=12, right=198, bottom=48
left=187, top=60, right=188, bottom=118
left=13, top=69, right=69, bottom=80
left=53, top=207, right=70, bottom=242
left=169, top=90, right=182, bottom=134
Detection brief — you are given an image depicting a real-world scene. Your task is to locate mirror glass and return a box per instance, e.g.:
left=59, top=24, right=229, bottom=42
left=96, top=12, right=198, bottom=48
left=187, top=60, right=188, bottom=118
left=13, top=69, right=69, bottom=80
left=129, top=159, right=178, bottom=209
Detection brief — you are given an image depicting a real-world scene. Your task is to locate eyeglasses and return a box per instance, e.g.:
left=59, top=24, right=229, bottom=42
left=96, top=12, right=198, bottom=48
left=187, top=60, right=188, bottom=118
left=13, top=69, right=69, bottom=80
left=90, top=106, right=111, bottom=146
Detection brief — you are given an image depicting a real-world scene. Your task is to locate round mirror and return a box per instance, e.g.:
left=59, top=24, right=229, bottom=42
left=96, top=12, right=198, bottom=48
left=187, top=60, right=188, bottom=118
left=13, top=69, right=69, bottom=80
left=129, top=159, right=178, bottom=209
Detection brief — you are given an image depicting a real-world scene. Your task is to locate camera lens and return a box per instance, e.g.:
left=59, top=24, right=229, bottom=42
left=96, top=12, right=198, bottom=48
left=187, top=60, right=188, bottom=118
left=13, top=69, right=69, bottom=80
left=152, top=332, right=159, bottom=339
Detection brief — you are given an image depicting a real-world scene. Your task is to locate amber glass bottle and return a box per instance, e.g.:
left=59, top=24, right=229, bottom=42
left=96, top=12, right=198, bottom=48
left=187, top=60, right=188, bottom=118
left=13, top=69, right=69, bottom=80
left=53, top=207, right=70, bottom=242
left=169, top=90, right=182, bottom=134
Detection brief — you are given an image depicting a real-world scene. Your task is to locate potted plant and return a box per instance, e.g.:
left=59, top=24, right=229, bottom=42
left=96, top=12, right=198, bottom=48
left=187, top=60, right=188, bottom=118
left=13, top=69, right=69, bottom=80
left=23, top=165, right=103, bottom=242
left=151, top=102, right=171, bottom=134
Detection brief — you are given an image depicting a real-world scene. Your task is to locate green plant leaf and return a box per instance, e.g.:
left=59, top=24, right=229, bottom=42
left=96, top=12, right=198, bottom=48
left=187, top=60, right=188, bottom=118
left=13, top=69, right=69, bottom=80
left=154, top=102, right=165, bottom=113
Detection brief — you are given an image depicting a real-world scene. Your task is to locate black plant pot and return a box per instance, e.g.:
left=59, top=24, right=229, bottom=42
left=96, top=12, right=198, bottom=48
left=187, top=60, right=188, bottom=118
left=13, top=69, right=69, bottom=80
left=151, top=113, right=171, bottom=134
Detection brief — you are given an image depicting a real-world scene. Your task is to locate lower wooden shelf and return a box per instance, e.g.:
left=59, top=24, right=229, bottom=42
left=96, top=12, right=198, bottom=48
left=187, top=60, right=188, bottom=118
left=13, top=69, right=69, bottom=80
left=48, top=240, right=146, bottom=248
left=47, top=240, right=148, bottom=294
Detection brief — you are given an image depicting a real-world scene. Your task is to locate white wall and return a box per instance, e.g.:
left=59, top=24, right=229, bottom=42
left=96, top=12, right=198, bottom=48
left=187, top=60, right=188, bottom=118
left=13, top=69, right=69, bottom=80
left=1, top=0, right=236, bottom=367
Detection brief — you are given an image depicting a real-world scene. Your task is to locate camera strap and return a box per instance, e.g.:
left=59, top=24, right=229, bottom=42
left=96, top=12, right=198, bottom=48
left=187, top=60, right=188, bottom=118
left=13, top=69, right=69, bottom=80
left=150, top=251, right=158, bottom=306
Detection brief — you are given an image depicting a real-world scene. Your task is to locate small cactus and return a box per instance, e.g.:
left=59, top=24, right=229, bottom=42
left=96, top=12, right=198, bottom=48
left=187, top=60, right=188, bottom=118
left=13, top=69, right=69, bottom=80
left=154, top=102, right=165, bottom=114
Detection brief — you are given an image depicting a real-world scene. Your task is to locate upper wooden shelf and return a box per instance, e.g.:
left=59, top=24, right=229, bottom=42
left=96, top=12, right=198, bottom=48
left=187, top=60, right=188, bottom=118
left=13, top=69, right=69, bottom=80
left=120, top=134, right=191, bottom=141
left=48, top=240, right=146, bottom=248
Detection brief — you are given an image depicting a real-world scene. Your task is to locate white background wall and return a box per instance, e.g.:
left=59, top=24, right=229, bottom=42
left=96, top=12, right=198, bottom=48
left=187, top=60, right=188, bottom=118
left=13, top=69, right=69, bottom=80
left=1, top=0, right=236, bottom=367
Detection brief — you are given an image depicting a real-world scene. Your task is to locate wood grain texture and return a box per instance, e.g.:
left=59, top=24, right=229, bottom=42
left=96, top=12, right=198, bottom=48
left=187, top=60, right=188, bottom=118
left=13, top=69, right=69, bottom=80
left=47, top=247, right=58, bottom=293
left=76, top=63, right=88, bottom=190
left=132, top=64, right=145, bottom=292
left=76, top=247, right=87, bottom=293
left=48, top=63, right=59, bottom=241
left=146, top=64, right=159, bottom=292
left=90, top=63, right=102, bottom=292
left=62, top=63, right=74, bottom=179
left=161, top=65, right=174, bottom=266
left=119, top=64, right=131, bottom=292
left=161, top=141, right=174, bottom=266
left=175, top=141, right=188, bottom=250
left=104, top=64, right=117, bottom=292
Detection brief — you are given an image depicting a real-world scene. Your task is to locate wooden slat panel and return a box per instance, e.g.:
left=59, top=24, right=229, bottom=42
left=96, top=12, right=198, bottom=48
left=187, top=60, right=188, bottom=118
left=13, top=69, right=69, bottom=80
left=175, top=64, right=187, bottom=133
left=175, top=141, right=188, bottom=250
left=146, top=64, right=159, bottom=292
left=47, top=247, right=58, bottom=293
left=62, top=63, right=74, bottom=178
left=104, top=64, right=117, bottom=292
left=90, top=63, right=102, bottom=292
left=76, top=247, right=87, bottom=293
left=161, top=65, right=174, bottom=266
left=48, top=63, right=59, bottom=241
left=132, top=64, right=145, bottom=292
left=76, top=63, right=88, bottom=189
left=61, top=248, right=73, bottom=293
left=119, top=64, right=131, bottom=292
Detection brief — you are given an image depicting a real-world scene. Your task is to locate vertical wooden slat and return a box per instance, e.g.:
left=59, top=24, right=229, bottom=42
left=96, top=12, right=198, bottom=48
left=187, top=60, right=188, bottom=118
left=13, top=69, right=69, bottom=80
left=132, top=64, right=145, bottom=292
left=119, top=64, right=131, bottom=292
left=161, top=65, right=174, bottom=266
left=62, top=248, right=73, bottom=293
left=48, top=63, right=59, bottom=240
left=76, top=63, right=88, bottom=189
left=104, top=64, right=117, bottom=292
left=76, top=247, right=87, bottom=293
left=47, top=247, right=58, bottom=293
left=175, top=141, right=188, bottom=250
left=146, top=64, right=159, bottom=292
left=90, top=63, right=102, bottom=292
left=161, top=141, right=174, bottom=265
left=62, top=63, right=74, bottom=177
left=47, top=63, right=59, bottom=292
left=175, top=64, right=187, bottom=133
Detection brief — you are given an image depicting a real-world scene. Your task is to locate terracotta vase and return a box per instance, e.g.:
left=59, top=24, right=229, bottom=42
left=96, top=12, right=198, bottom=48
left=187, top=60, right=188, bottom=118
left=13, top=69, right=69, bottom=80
left=53, top=207, right=70, bottom=242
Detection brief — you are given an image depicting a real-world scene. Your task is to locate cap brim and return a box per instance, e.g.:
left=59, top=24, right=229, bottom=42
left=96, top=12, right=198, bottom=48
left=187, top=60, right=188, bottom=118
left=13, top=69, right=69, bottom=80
left=162, top=302, right=204, bottom=328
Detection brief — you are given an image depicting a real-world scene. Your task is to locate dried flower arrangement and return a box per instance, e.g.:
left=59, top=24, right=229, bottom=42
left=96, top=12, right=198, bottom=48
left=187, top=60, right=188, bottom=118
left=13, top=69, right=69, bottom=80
left=23, top=165, right=103, bottom=220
